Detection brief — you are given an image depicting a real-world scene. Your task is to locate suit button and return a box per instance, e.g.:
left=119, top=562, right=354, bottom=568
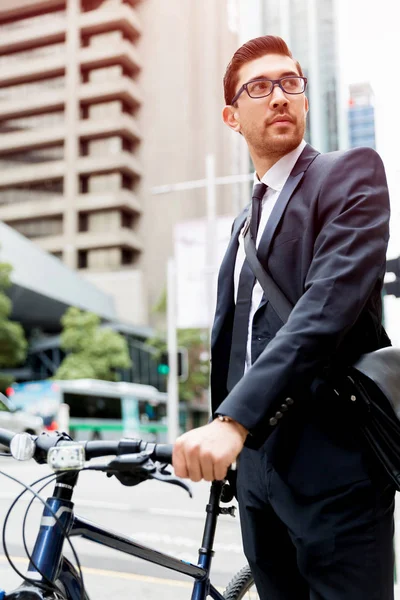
left=281, top=404, right=288, bottom=412
left=275, top=411, right=283, bottom=419
left=285, top=397, right=294, bottom=405
left=269, top=417, right=278, bottom=426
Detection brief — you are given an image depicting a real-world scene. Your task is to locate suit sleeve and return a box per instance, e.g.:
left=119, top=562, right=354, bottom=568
left=215, top=147, right=391, bottom=445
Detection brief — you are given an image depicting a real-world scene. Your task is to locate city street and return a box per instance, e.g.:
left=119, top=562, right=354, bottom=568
left=0, top=457, right=246, bottom=599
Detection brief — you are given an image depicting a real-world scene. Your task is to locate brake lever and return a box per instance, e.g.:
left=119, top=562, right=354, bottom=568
left=91, top=452, right=192, bottom=496
left=149, top=466, right=193, bottom=498
left=106, top=451, right=155, bottom=472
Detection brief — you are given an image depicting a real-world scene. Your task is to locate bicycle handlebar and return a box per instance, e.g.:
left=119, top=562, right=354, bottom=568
left=0, top=428, right=14, bottom=447
left=0, top=428, right=174, bottom=465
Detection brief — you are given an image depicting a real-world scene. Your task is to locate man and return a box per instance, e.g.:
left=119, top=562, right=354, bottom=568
left=173, top=35, right=394, bottom=599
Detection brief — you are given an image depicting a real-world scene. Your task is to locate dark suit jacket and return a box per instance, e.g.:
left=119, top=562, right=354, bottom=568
left=210, top=144, right=391, bottom=495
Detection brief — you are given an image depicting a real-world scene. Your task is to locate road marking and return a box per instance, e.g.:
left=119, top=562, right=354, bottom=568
left=133, top=531, right=243, bottom=553
left=0, top=493, right=133, bottom=512
left=0, top=493, right=238, bottom=523
left=149, top=507, right=211, bottom=520
left=149, top=507, right=237, bottom=521
left=0, top=556, right=221, bottom=590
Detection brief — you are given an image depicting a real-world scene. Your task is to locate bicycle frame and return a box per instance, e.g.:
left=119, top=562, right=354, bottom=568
left=6, top=475, right=227, bottom=600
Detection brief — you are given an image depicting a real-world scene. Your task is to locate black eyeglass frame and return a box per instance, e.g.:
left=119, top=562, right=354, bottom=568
left=231, top=76, right=308, bottom=105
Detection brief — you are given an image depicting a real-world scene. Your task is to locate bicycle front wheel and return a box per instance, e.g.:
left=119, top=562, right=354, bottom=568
left=223, top=565, right=259, bottom=599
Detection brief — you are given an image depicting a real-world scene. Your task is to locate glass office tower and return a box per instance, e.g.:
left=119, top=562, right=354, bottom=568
left=262, top=0, right=340, bottom=152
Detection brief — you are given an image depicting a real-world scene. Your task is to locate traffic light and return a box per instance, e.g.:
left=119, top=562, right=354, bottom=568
left=385, top=256, right=400, bottom=298
left=384, top=279, right=400, bottom=297
left=157, top=358, right=170, bottom=376
left=157, top=348, right=189, bottom=381
left=386, top=257, right=400, bottom=277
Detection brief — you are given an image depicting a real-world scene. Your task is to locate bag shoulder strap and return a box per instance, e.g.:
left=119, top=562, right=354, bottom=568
left=243, top=225, right=293, bottom=323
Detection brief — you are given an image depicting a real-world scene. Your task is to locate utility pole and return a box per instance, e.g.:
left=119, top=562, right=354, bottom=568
left=166, top=258, right=179, bottom=443
left=152, top=155, right=253, bottom=330
left=151, top=155, right=253, bottom=441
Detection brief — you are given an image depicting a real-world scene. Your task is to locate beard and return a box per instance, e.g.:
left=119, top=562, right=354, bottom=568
left=244, top=119, right=306, bottom=159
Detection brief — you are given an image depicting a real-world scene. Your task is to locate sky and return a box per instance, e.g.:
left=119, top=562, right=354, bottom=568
left=339, top=0, right=400, bottom=341
left=339, top=0, right=385, bottom=86
left=340, top=0, right=399, bottom=84
left=339, top=1, right=400, bottom=236
left=237, top=0, right=400, bottom=339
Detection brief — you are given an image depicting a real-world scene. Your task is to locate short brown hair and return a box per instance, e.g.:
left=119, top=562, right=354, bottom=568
left=223, top=35, right=304, bottom=105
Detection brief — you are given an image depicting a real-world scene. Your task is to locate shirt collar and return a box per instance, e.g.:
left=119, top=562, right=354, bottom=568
left=253, top=139, right=307, bottom=192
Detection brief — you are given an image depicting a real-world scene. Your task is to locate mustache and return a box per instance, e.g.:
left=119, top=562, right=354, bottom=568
left=268, top=114, right=295, bottom=125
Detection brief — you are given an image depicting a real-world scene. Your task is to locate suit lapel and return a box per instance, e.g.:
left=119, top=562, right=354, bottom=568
left=211, top=144, right=320, bottom=348
left=211, top=208, right=249, bottom=348
left=257, top=143, right=320, bottom=260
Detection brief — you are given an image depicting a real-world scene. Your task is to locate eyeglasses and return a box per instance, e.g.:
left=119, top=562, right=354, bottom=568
left=231, top=76, right=307, bottom=105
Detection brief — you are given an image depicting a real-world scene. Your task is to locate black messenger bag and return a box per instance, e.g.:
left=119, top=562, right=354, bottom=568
left=243, top=224, right=400, bottom=490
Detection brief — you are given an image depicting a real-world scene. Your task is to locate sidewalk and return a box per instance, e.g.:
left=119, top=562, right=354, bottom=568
left=1, top=564, right=400, bottom=599
left=0, top=562, right=204, bottom=600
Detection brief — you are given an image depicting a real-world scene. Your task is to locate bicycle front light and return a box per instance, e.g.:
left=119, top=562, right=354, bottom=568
left=48, top=445, right=85, bottom=471
left=10, top=433, right=36, bottom=461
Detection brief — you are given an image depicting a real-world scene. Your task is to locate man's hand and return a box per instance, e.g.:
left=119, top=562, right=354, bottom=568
left=172, top=418, right=248, bottom=482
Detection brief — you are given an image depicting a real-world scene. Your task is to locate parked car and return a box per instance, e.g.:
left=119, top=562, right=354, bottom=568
left=0, top=393, right=43, bottom=437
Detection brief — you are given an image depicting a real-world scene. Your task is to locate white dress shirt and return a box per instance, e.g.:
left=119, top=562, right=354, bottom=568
left=234, top=139, right=306, bottom=371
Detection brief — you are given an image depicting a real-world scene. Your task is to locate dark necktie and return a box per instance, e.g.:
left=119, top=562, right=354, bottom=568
left=226, top=182, right=267, bottom=391
left=250, top=182, right=267, bottom=240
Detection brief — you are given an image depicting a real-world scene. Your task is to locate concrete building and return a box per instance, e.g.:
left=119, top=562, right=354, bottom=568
left=0, top=0, right=240, bottom=327
left=0, top=218, right=116, bottom=331
left=261, top=0, right=341, bottom=153
left=348, top=82, right=376, bottom=150
left=0, top=0, right=144, bottom=325
left=0, top=219, right=168, bottom=390
left=135, top=0, right=240, bottom=318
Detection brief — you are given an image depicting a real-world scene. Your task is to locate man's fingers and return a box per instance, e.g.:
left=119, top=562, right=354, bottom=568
left=172, top=421, right=245, bottom=483
left=214, top=457, right=231, bottom=482
left=185, top=444, right=204, bottom=482
left=172, top=438, right=189, bottom=478
left=199, top=450, right=216, bottom=482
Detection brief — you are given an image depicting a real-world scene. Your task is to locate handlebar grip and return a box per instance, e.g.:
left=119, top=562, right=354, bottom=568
left=84, top=441, right=119, bottom=459
left=152, top=444, right=173, bottom=464
left=0, top=428, right=16, bottom=448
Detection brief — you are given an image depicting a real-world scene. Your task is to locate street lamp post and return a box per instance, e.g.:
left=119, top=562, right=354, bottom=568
left=166, top=258, right=178, bottom=443
left=151, top=155, right=253, bottom=440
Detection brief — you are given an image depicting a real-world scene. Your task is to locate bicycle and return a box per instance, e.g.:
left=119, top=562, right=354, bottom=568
left=0, top=428, right=258, bottom=599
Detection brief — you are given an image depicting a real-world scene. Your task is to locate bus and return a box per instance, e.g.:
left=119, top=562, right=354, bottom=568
left=8, top=379, right=168, bottom=442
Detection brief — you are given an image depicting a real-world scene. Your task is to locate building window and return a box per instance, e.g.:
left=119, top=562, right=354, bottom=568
left=81, top=0, right=104, bottom=12
left=0, top=111, right=65, bottom=134
left=0, top=76, right=66, bottom=103
left=0, top=10, right=66, bottom=33
left=121, top=248, right=137, bottom=265
left=0, top=146, right=64, bottom=170
left=87, top=248, right=121, bottom=270
left=79, top=213, right=89, bottom=233
left=10, top=216, right=63, bottom=239
left=0, top=179, right=64, bottom=206
left=78, top=251, right=88, bottom=269
left=121, top=210, right=133, bottom=229
left=122, top=174, right=133, bottom=190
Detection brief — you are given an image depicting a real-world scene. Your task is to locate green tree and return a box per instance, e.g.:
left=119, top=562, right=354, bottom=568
left=147, top=324, right=209, bottom=402
left=177, top=328, right=209, bottom=402
left=0, top=261, right=28, bottom=391
left=54, top=307, right=131, bottom=381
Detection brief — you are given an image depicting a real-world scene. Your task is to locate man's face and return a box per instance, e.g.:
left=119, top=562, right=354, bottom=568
left=226, top=53, right=308, bottom=158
